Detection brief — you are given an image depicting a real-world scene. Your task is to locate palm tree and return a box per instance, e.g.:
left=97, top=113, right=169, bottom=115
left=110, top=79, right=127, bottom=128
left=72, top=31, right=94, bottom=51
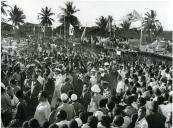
left=96, top=16, right=108, bottom=36
left=8, top=5, right=26, bottom=28
left=142, top=10, right=163, bottom=43
left=59, top=1, right=80, bottom=36
left=120, top=20, right=131, bottom=31
left=38, top=6, right=55, bottom=27
left=96, top=16, right=107, bottom=29
left=1, top=0, right=10, bottom=16
left=38, top=6, right=55, bottom=37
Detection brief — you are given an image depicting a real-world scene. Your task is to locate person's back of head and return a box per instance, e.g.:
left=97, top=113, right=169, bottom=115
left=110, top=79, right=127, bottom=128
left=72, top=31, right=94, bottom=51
left=43, top=121, right=50, bottom=128
left=148, top=101, right=159, bottom=114
left=79, top=112, right=88, bottom=124
left=10, top=79, right=16, bottom=85
left=29, top=118, right=40, bottom=128
left=22, top=121, right=29, bottom=128
left=126, top=96, right=134, bottom=106
left=112, top=107, right=123, bottom=116
left=154, top=88, right=161, bottom=97
left=106, top=100, right=115, bottom=111
left=131, top=87, right=137, bottom=94
left=57, top=110, right=67, bottom=121
left=87, top=116, right=98, bottom=128
left=138, top=97, right=146, bottom=107
left=69, top=119, right=78, bottom=128
left=99, top=98, right=108, bottom=108
left=39, top=90, right=48, bottom=102
left=101, top=115, right=112, bottom=128
left=111, top=96, right=119, bottom=104
left=49, top=124, right=59, bottom=128
left=16, top=90, right=24, bottom=99
left=113, top=115, right=124, bottom=127
left=157, top=96, right=164, bottom=105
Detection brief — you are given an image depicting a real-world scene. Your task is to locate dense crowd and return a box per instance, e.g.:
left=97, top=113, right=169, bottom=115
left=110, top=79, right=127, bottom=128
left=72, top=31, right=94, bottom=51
left=1, top=39, right=172, bottom=128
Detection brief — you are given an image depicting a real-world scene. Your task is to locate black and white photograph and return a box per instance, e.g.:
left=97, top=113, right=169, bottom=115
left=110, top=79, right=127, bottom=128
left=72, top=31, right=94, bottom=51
left=1, top=0, right=173, bottom=128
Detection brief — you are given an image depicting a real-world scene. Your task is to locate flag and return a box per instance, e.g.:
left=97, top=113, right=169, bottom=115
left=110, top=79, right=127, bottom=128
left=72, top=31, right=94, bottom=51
left=130, top=10, right=143, bottom=22
left=106, top=18, right=111, bottom=32
left=130, top=10, right=143, bottom=29
left=69, top=24, right=74, bottom=36
left=81, top=26, right=86, bottom=41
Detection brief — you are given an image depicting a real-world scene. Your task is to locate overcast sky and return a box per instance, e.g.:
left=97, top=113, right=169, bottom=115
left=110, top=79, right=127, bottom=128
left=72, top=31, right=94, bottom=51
left=5, top=0, right=173, bottom=30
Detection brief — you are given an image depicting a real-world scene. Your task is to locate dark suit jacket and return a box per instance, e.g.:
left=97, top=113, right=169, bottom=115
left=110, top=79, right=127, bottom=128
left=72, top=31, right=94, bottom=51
left=30, top=80, right=42, bottom=100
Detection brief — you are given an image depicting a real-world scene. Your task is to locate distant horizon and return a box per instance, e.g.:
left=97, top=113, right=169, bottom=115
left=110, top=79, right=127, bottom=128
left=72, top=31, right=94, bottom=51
left=2, top=0, right=173, bottom=31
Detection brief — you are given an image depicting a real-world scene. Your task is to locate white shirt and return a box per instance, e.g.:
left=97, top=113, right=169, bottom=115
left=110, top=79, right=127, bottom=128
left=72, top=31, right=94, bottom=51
left=135, top=118, right=148, bottom=128
left=37, top=75, right=44, bottom=86
left=161, top=69, right=166, bottom=77
left=122, top=116, right=131, bottom=128
left=11, top=95, right=19, bottom=118
left=34, top=100, right=51, bottom=127
left=159, top=103, right=173, bottom=118
left=51, top=83, right=62, bottom=108
left=116, top=80, right=125, bottom=93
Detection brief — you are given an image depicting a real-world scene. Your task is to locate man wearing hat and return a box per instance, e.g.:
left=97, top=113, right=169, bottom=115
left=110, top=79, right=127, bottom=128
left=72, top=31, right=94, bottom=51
left=90, top=68, right=98, bottom=86
left=55, top=110, right=69, bottom=127
left=91, top=84, right=104, bottom=109
left=101, top=81, right=112, bottom=99
left=57, top=93, right=75, bottom=121
left=70, top=94, right=84, bottom=116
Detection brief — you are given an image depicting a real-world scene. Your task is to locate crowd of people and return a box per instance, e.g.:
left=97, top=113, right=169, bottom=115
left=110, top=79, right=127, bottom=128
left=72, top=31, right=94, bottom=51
left=1, top=38, right=172, bottom=128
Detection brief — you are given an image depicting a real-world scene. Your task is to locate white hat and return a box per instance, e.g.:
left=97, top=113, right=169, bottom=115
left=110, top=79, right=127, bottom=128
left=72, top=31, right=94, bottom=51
left=71, top=94, right=77, bottom=101
left=61, top=93, right=68, bottom=101
left=104, top=62, right=109, bottom=66
left=91, top=84, right=101, bottom=93
left=91, top=68, right=96, bottom=72
left=75, top=118, right=83, bottom=127
left=99, top=68, right=104, bottom=72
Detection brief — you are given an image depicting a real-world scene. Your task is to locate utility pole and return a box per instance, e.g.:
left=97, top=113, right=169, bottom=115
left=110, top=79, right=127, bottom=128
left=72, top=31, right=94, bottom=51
left=64, top=15, right=66, bottom=47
